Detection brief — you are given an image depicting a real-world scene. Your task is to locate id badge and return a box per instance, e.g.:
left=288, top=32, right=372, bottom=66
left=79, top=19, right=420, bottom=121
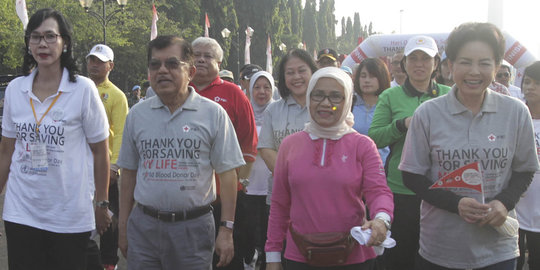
left=29, top=141, right=48, bottom=169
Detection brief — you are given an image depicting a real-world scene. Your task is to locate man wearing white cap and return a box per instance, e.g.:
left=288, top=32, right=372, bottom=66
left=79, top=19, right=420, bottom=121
left=86, top=44, right=129, bottom=270
left=369, top=35, right=452, bottom=270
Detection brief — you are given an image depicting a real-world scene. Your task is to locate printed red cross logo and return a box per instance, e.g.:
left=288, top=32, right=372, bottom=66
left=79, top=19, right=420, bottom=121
left=488, top=134, right=496, bottom=142
left=183, top=125, right=190, bottom=132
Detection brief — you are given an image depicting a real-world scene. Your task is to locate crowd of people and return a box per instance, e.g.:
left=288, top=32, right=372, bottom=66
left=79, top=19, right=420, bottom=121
left=0, top=7, right=539, bottom=270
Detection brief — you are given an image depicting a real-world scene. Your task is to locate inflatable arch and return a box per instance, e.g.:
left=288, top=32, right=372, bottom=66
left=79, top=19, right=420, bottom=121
left=342, top=32, right=537, bottom=85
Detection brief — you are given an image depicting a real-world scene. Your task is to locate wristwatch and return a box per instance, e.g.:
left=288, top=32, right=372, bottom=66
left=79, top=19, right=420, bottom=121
left=220, top=220, right=234, bottom=230
left=239, top=178, right=250, bottom=187
left=96, top=200, right=110, bottom=209
left=375, top=216, right=391, bottom=230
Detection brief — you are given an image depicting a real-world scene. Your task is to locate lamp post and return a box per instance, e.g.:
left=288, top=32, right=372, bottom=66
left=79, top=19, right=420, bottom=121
left=79, top=0, right=128, bottom=44
left=221, top=27, right=240, bottom=79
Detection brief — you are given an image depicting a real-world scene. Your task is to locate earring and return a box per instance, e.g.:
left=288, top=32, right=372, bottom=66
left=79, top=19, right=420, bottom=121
left=63, top=46, right=67, bottom=53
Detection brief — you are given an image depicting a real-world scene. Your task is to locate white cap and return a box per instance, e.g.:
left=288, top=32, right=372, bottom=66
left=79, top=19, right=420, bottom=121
left=404, top=35, right=438, bottom=57
left=86, top=44, right=114, bottom=62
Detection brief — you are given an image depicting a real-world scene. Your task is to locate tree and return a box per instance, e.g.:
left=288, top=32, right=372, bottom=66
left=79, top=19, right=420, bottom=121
left=302, top=0, right=318, bottom=53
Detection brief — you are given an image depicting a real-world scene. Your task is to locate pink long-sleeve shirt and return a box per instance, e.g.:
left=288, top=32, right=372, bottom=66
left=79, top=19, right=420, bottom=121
left=265, top=131, right=394, bottom=265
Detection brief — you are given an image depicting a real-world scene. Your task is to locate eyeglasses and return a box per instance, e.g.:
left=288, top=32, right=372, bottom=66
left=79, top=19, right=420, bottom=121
left=310, top=91, right=345, bottom=103
left=496, top=72, right=510, bottom=78
left=149, top=58, right=188, bottom=71
left=28, top=33, right=62, bottom=44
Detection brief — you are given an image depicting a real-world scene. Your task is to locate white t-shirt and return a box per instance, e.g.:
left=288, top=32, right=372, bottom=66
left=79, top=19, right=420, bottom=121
left=2, top=68, right=109, bottom=233
left=516, top=119, right=540, bottom=232
left=246, top=126, right=271, bottom=196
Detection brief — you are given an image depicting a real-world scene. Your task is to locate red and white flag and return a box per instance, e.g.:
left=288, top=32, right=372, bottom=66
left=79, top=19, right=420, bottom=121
left=15, top=0, right=28, bottom=30
left=150, top=4, right=158, bottom=40
left=429, top=162, right=483, bottom=193
left=204, top=13, right=210, bottom=37
left=266, top=35, right=272, bottom=74
left=245, top=26, right=254, bottom=65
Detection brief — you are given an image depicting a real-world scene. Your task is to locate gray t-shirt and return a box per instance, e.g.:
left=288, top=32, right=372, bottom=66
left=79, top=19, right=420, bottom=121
left=257, top=96, right=309, bottom=204
left=117, top=88, right=245, bottom=211
left=399, top=87, right=539, bottom=268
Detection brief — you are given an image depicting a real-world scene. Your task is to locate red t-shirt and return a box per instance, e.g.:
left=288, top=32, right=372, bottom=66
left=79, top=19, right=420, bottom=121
left=190, top=77, right=258, bottom=192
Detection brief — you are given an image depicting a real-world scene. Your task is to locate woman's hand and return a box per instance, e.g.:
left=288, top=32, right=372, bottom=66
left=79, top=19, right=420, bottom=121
left=361, top=219, right=388, bottom=246
left=478, top=200, right=508, bottom=227
left=458, top=197, right=490, bottom=224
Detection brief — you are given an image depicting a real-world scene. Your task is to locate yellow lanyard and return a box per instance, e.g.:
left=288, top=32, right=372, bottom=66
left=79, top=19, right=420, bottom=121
left=30, top=92, right=62, bottom=134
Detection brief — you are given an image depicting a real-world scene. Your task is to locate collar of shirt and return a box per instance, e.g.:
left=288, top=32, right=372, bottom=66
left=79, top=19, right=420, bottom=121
left=20, top=68, right=76, bottom=94
left=189, top=76, right=224, bottom=92
left=402, top=78, right=439, bottom=98
left=447, top=85, right=497, bottom=115
left=149, top=86, right=201, bottom=112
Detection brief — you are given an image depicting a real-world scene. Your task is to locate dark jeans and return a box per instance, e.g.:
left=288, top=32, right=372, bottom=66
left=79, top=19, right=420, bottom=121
left=244, top=194, right=268, bottom=269
left=518, top=228, right=540, bottom=270
left=212, top=192, right=247, bottom=270
left=415, top=254, right=516, bottom=270
left=384, top=193, right=421, bottom=270
left=283, top=258, right=375, bottom=270
left=100, top=181, right=119, bottom=265
left=5, top=221, right=90, bottom=270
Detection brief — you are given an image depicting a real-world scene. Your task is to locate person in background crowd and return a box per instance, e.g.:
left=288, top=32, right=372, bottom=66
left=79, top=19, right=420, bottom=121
left=369, top=35, right=451, bottom=270
left=516, top=61, right=540, bottom=270
left=190, top=36, right=258, bottom=270
left=496, top=63, right=524, bottom=101
left=266, top=67, right=394, bottom=270
left=316, top=48, right=340, bottom=68
left=340, top=65, right=353, bottom=78
left=128, top=85, right=141, bottom=107
left=389, top=51, right=407, bottom=87
left=219, top=69, right=235, bottom=83
left=258, top=48, right=317, bottom=207
left=86, top=43, right=129, bottom=270
left=351, top=58, right=390, bottom=165
left=239, top=64, right=263, bottom=98
left=0, top=8, right=111, bottom=269
left=117, top=35, right=244, bottom=269
left=436, top=52, right=453, bottom=87
left=400, top=22, right=538, bottom=270
left=244, top=70, right=277, bottom=270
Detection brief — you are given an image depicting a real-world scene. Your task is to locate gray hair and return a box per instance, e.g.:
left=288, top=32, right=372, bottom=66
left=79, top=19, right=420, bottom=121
left=192, top=37, right=223, bottom=62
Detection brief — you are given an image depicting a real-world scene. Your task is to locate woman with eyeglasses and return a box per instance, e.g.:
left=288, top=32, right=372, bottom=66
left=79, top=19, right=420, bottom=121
left=515, top=61, right=540, bottom=270
left=265, top=67, right=394, bottom=270
left=400, top=23, right=538, bottom=270
left=0, top=8, right=110, bottom=269
left=368, top=35, right=451, bottom=270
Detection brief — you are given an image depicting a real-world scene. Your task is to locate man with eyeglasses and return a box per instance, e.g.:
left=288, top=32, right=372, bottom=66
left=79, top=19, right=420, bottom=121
left=496, top=64, right=524, bottom=101
left=190, top=37, right=258, bottom=270
left=117, top=35, right=245, bottom=269
left=85, top=44, right=129, bottom=270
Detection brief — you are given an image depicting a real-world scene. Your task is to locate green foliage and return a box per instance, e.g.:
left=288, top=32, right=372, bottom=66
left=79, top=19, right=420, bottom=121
left=0, top=0, right=376, bottom=85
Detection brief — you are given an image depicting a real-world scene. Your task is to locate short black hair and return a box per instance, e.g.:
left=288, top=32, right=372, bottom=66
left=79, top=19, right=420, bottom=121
left=354, top=58, right=391, bottom=96
left=23, top=8, right=78, bottom=82
left=277, top=49, right=318, bottom=98
left=147, top=35, right=194, bottom=66
left=522, top=61, right=540, bottom=89
left=445, top=22, right=505, bottom=65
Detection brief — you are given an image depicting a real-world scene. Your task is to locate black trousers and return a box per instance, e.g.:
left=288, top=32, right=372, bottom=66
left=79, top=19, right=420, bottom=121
left=518, top=228, right=540, bottom=270
left=383, top=193, right=421, bottom=270
left=100, top=181, right=119, bottom=265
left=5, top=221, right=90, bottom=270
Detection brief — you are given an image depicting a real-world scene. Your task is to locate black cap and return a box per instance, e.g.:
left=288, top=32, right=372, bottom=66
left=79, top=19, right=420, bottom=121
left=317, top=48, right=338, bottom=61
left=239, top=64, right=263, bottom=80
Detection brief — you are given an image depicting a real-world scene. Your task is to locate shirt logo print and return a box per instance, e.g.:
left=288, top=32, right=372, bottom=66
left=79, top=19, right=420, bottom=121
left=342, top=155, right=348, bottom=163
left=183, top=125, right=190, bottom=132
left=214, top=96, right=227, bottom=102
left=488, top=134, right=496, bottom=142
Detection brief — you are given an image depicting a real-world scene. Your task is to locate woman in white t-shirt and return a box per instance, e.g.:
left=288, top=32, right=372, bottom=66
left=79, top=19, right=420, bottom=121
left=516, top=61, right=540, bottom=270
left=0, top=8, right=110, bottom=270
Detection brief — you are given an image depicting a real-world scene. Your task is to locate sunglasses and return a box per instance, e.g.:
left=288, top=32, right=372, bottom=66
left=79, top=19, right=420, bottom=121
left=496, top=72, right=510, bottom=78
left=149, top=58, right=188, bottom=71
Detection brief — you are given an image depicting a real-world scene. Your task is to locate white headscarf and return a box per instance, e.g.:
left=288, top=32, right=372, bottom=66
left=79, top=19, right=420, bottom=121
left=249, top=71, right=275, bottom=126
left=304, top=67, right=356, bottom=140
